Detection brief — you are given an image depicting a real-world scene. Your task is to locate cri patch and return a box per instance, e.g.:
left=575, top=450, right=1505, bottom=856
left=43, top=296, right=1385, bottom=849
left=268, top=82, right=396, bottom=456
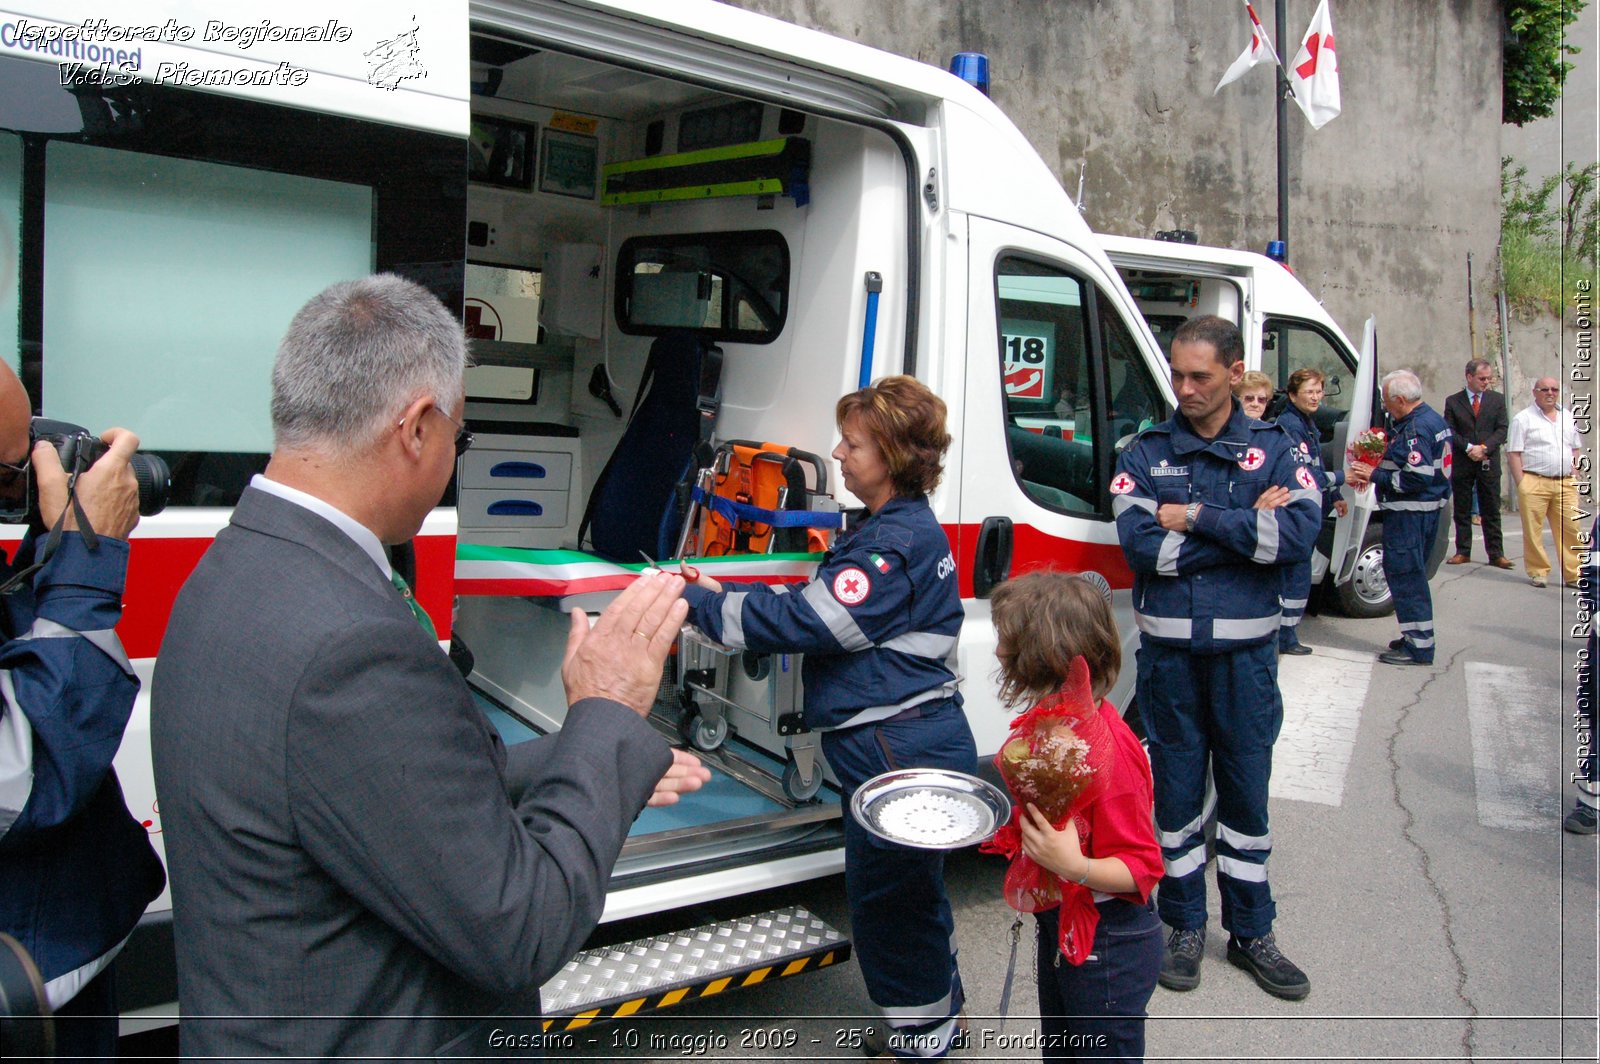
left=1109, top=472, right=1136, bottom=495
left=1407, top=450, right=1424, bottom=466
left=1238, top=447, right=1266, bottom=471
left=1295, top=466, right=1317, bottom=491
left=833, top=567, right=871, bottom=605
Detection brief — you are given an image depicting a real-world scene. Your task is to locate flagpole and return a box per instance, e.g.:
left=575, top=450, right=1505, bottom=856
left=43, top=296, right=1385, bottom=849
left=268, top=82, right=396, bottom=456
left=1275, top=0, right=1289, bottom=252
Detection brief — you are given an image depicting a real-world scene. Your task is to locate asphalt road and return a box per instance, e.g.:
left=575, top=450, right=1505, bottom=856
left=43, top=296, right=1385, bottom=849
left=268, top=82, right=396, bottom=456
left=547, top=523, right=1599, bottom=1063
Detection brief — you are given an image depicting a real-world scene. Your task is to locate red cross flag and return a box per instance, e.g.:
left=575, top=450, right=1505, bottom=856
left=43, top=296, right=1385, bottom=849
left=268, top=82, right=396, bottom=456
left=1289, top=0, right=1341, bottom=129
left=1215, top=0, right=1282, bottom=94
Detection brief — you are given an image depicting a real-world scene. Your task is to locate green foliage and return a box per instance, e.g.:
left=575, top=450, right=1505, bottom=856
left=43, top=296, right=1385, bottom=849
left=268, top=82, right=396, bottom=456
left=1500, top=156, right=1600, bottom=311
left=1503, top=0, right=1586, bottom=126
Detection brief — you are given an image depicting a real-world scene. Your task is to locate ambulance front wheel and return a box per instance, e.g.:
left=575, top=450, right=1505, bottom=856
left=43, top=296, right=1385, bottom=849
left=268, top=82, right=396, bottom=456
left=680, top=710, right=728, bottom=752
left=782, top=758, right=823, bottom=802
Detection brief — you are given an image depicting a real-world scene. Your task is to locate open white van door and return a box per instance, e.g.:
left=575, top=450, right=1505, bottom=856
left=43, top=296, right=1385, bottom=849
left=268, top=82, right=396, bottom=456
left=1327, top=317, right=1386, bottom=616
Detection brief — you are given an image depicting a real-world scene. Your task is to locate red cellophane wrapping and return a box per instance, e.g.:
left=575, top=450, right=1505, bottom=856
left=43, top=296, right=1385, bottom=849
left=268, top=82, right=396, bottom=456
left=980, top=656, right=1118, bottom=963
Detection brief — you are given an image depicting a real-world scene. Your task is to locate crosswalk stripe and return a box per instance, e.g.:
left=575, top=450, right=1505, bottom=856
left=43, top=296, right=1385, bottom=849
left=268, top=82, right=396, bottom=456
left=1271, top=645, right=1373, bottom=806
left=1464, top=662, right=1562, bottom=830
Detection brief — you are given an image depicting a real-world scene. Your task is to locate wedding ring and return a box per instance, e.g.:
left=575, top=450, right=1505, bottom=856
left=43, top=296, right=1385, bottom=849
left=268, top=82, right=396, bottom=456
left=633, top=629, right=649, bottom=639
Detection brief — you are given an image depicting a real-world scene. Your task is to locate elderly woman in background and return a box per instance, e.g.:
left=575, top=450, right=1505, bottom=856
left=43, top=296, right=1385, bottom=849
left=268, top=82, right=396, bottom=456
left=680, top=375, right=975, bottom=1058
left=1234, top=370, right=1273, bottom=421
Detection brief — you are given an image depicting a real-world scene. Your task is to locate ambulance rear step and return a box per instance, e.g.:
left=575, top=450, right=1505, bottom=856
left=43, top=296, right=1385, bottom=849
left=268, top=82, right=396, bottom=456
left=539, top=906, right=849, bottom=1031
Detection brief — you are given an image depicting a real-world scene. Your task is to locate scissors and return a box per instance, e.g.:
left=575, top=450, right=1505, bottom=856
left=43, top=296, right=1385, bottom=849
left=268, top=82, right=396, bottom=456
left=639, top=551, right=699, bottom=581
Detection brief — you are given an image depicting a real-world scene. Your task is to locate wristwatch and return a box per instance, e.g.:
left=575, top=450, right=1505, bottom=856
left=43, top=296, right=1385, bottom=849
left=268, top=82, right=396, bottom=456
left=1184, top=502, right=1200, bottom=532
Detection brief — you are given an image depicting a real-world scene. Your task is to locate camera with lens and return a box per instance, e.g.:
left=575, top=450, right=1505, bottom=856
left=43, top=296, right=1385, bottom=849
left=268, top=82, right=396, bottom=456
left=0, top=417, right=171, bottom=525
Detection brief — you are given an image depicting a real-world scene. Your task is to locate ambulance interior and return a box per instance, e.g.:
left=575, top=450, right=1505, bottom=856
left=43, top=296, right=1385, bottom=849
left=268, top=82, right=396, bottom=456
left=453, top=33, right=914, bottom=859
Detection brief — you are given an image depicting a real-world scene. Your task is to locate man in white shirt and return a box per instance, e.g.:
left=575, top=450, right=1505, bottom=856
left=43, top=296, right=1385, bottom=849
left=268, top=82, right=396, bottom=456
left=1506, top=377, right=1583, bottom=587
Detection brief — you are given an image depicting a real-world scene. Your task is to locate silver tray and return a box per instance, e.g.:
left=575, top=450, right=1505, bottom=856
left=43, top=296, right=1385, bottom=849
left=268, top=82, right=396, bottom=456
left=850, top=769, right=1011, bottom=850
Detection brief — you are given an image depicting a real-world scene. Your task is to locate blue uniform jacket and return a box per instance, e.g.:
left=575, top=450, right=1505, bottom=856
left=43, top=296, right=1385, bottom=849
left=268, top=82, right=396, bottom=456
left=1113, top=402, right=1323, bottom=654
left=683, top=495, right=963, bottom=731
left=0, top=533, right=165, bottom=1000
left=1277, top=403, right=1345, bottom=518
left=1373, top=402, right=1452, bottom=511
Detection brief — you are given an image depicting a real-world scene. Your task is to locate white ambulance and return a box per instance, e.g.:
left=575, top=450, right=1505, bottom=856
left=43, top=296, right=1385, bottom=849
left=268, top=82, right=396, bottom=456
left=0, top=0, right=1383, bottom=1033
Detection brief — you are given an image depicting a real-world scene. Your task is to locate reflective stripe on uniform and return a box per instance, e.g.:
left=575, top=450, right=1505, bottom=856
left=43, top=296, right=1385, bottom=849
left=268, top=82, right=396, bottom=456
left=1213, top=615, right=1280, bottom=641
left=1164, top=845, right=1208, bottom=879
left=720, top=592, right=750, bottom=649
left=0, top=672, right=35, bottom=838
left=878, top=631, right=958, bottom=660
left=25, top=619, right=134, bottom=677
left=1113, top=495, right=1157, bottom=517
left=1381, top=498, right=1449, bottom=512
left=1158, top=787, right=1217, bottom=849
left=1157, top=531, right=1184, bottom=575
left=1253, top=509, right=1280, bottom=562
left=800, top=580, right=873, bottom=652
left=1216, top=855, right=1270, bottom=882
left=1135, top=612, right=1193, bottom=640
left=826, top=681, right=961, bottom=731
left=1217, top=822, right=1272, bottom=852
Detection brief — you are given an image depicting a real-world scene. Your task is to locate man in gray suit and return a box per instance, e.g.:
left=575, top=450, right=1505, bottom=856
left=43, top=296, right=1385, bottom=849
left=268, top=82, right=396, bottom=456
left=152, top=274, right=707, bottom=1059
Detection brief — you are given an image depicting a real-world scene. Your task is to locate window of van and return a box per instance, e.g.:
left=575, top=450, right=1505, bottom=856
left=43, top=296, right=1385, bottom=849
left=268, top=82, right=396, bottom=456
left=995, top=256, right=1166, bottom=517
left=615, top=231, right=788, bottom=343
left=1262, top=317, right=1356, bottom=440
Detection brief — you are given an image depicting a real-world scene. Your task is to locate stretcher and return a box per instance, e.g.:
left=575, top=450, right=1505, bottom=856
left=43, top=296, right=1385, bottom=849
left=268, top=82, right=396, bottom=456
left=670, top=440, right=843, bottom=801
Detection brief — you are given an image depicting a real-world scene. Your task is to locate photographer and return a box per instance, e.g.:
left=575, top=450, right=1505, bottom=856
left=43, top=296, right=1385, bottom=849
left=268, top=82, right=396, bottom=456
left=0, top=361, right=165, bottom=1059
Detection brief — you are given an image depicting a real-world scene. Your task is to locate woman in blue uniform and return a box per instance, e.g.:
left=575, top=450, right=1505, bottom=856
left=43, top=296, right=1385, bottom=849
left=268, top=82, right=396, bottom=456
left=681, top=375, right=975, bottom=1058
left=1274, top=368, right=1346, bottom=654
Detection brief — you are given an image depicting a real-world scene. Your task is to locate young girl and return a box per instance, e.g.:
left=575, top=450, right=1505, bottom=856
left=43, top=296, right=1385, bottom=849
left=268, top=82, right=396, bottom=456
left=981, top=572, right=1164, bottom=1063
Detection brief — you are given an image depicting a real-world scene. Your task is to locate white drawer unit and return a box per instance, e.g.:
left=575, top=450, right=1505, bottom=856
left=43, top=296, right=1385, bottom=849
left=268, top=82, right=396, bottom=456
left=457, top=432, right=581, bottom=548
left=461, top=449, right=573, bottom=489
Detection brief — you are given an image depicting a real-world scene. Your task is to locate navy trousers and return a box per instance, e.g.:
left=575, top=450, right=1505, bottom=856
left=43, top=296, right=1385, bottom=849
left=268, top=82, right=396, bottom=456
left=1278, top=559, right=1312, bottom=649
left=1137, top=641, right=1281, bottom=938
left=1034, top=900, right=1162, bottom=1063
left=1381, top=510, right=1440, bottom=663
left=822, top=698, right=976, bottom=1058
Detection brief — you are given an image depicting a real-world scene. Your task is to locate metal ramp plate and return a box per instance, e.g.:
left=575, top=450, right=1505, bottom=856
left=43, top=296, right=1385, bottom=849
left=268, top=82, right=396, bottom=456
left=540, top=906, right=849, bottom=1031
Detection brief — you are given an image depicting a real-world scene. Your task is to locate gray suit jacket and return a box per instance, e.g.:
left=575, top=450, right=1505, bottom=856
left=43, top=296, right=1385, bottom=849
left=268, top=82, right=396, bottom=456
left=151, top=487, right=670, bottom=1060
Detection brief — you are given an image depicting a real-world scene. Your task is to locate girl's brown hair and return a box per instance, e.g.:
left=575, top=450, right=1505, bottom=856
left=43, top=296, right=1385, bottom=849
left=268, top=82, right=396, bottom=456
left=835, top=375, right=951, bottom=497
left=989, top=571, right=1121, bottom=706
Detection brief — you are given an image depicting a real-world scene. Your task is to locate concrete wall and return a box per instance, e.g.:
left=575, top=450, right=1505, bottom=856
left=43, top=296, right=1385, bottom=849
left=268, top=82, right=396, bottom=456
left=726, top=0, right=1505, bottom=398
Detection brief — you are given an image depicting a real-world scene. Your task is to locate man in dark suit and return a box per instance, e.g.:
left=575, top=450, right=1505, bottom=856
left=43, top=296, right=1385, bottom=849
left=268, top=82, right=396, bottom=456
left=1442, top=359, right=1512, bottom=567
left=151, top=275, right=707, bottom=1059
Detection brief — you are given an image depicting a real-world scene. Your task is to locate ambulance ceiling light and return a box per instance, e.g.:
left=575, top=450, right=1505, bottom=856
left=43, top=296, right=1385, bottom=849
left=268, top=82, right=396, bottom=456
left=948, top=53, right=989, bottom=97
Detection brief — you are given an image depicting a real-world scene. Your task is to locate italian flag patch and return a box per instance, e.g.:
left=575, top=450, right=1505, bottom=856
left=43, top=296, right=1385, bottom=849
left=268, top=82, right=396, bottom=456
left=869, top=553, right=890, bottom=573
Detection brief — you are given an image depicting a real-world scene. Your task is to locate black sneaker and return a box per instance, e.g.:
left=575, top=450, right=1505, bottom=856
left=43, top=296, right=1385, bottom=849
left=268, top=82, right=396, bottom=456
left=1158, top=926, right=1205, bottom=991
left=1388, top=637, right=1407, bottom=651
left=1227, top=931, right=1310, bottom=1000
left=1564, top=801, right=1599, bottom=835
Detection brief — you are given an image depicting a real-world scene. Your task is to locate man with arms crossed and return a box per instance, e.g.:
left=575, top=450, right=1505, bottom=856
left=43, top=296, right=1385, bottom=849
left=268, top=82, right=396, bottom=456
left=1506, top=377, right=1583, bottom=588
left=1113, top=315, right=1321, bottom=1000
left=152, top=275, right=707, bottom=1058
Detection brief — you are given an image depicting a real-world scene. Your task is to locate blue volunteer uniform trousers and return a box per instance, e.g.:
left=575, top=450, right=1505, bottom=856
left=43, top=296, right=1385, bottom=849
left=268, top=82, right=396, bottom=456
left=1381, top=510, right=1439, bottom=663
left=1278, top=559, right=1312, bottom=650
left=1137, top=641, right=1281, bottom=938
left=822, top=698, right=976, bottom=1059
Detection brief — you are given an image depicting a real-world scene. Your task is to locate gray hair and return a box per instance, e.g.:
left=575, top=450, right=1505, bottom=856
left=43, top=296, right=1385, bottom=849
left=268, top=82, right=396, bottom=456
left=1381, top=369, right=1422, bottom=402
left=271, top=274, right=467, bottom=452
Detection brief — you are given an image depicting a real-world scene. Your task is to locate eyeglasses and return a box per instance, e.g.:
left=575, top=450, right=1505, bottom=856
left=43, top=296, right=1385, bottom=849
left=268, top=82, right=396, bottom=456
left=1535, top=386, right=1561, bottom=393
left=432, top=408, right=475, bottom=457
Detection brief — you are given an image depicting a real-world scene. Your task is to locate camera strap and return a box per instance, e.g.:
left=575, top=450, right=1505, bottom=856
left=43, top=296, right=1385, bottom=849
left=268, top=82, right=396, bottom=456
left=0, top=466, right=100, bottom=596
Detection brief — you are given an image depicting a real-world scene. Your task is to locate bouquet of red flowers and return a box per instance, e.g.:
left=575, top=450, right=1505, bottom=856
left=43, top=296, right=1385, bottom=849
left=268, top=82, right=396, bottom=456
left=1346, top=427, right=1388, bottom=467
